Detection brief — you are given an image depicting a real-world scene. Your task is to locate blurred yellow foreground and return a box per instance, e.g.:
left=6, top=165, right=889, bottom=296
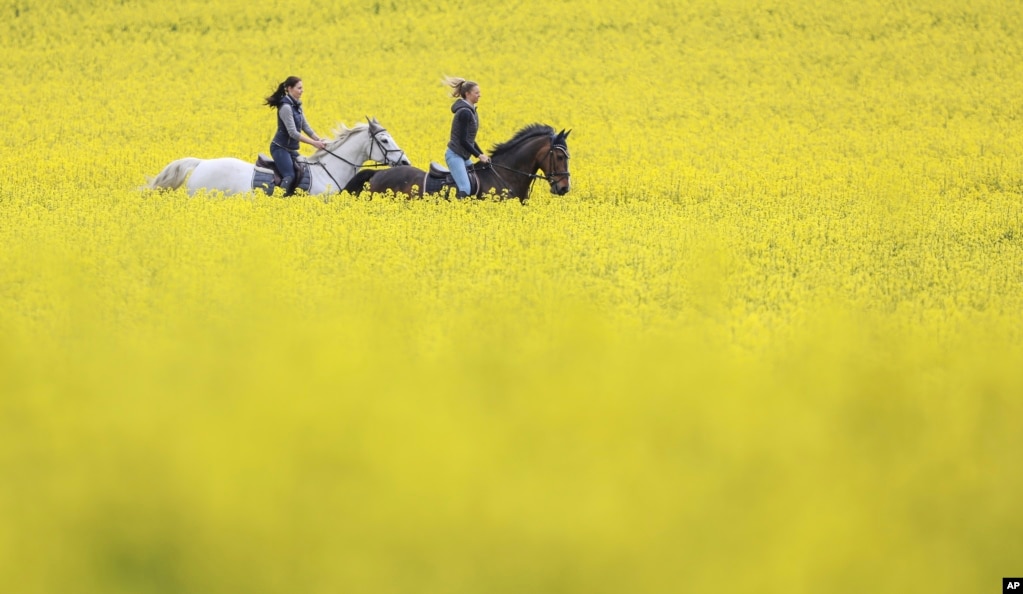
left=2, top=0, right=1022, bottom=592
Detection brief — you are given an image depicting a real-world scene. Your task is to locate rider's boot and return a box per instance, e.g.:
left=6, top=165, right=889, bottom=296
left=280, top=176, right=295, bottom=197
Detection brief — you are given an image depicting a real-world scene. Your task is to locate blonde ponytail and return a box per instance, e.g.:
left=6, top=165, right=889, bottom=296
left=443, top=75, right=477, bottom=99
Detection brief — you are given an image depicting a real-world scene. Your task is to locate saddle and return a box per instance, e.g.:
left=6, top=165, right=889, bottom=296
left=253, top=154, right=310, bottom=194
left=423, top=161, right=480, bottom=197
left=428, top=162, right=451, bottom=178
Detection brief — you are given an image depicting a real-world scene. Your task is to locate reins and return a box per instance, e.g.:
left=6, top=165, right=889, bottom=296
left=311, top=126, right=406, bottom=192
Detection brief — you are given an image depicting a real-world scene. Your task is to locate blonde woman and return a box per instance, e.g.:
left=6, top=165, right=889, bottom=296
left=444, top=77, right=490, bottom=198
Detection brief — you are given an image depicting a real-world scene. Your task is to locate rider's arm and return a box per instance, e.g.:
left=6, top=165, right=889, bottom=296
left=455, top=110, right=481, bottom=158
left=301, top=120, right=320, bottom=142
left=299, top=133, right=322, bottom=147
left=279, top=104, right=300, bottom=141
left=280, top=105, right=323, bottom=148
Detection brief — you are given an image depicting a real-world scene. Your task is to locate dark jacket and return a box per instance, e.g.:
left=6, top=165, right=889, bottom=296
left=271, top=95, right=311, bottom=153
left=447, top=99, right=483, bottom=159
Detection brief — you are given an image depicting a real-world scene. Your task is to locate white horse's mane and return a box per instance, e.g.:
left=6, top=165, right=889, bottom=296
left=305, top=122, right=372, bottom=163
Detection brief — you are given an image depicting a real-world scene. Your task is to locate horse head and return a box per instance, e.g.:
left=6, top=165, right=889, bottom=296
left=540, top=129, right=571, bottom=195
left=366, top=117, right=411, bottom=166
left=488, top=124, right=573, bottom=200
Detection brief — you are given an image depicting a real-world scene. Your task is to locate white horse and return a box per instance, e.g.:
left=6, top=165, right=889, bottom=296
left=146, top=118, right=410, bottom=196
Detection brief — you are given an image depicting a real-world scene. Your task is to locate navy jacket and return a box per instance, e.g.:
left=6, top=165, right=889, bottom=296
left=272, top=95, right=314, bottom=153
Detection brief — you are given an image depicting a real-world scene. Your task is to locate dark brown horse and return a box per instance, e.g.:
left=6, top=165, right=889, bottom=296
left=344, top=124, right=571, bottom=203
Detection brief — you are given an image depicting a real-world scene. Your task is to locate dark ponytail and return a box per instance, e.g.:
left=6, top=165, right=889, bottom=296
left=264, top=76, right=302, bottom=107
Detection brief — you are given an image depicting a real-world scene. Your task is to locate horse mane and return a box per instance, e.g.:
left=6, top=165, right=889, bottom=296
left=489, top=123, right=556, bottom=158
left=306, top=122, right=370, bottom=163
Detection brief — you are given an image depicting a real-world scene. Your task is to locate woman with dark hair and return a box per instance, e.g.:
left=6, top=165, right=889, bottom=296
left=264, top=76, right=328, bottom=195
left=443, top=76, right=490, bottom=199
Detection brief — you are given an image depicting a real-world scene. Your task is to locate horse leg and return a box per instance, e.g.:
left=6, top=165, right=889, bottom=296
left=343, top=169, right=378, bottom=194
left=369, top=168, right=423, bottom=199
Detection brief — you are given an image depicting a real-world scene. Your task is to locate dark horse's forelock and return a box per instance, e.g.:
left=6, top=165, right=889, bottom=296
left=490, top=123, right=557, bottom=158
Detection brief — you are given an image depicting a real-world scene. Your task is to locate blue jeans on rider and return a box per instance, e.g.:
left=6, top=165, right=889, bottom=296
left=444, top=148, right=472, bottom=197
left=270, top=143, right=297, bottom=195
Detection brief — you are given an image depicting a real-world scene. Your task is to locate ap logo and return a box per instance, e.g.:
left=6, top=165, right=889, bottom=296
left=1005, top=578, right=1023, bottom=593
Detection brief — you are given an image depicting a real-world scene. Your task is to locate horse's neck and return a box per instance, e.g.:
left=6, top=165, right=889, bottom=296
left=323, top=134, right=370, bottom=171
left=308, top=133, right=369, bottom=188
left=492, top=141, right=542, bottom=173
left=491, top=139, right=544, bottom=197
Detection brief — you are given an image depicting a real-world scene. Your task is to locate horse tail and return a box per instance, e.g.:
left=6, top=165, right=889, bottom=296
left=343, top=168, right=379, bottom=194
left=146, top=157, right=202, bottom=190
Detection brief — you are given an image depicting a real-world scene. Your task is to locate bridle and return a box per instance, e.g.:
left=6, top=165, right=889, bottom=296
left=366, top=126, right=409, bottom=168
left=489, top=138, right=571, bottom=194
left=542, top=143, right=571, bottom=191
left=313, top=126, right=407, bottom=192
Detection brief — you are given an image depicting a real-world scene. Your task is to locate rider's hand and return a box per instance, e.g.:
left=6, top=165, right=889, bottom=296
left=478, top=154, right=491, bottom=164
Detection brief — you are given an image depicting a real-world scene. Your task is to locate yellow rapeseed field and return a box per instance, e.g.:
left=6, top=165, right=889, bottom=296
left=2, top=1, right=1022, bottom=593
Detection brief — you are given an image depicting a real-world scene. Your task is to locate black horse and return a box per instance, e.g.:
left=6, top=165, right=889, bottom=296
left=344, top=124, right=571, bottom=203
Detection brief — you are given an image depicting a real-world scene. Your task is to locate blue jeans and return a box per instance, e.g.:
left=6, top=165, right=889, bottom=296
left=270, top=144, right=297, bottom=195
left=444, top=148, right=472, bottom=196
